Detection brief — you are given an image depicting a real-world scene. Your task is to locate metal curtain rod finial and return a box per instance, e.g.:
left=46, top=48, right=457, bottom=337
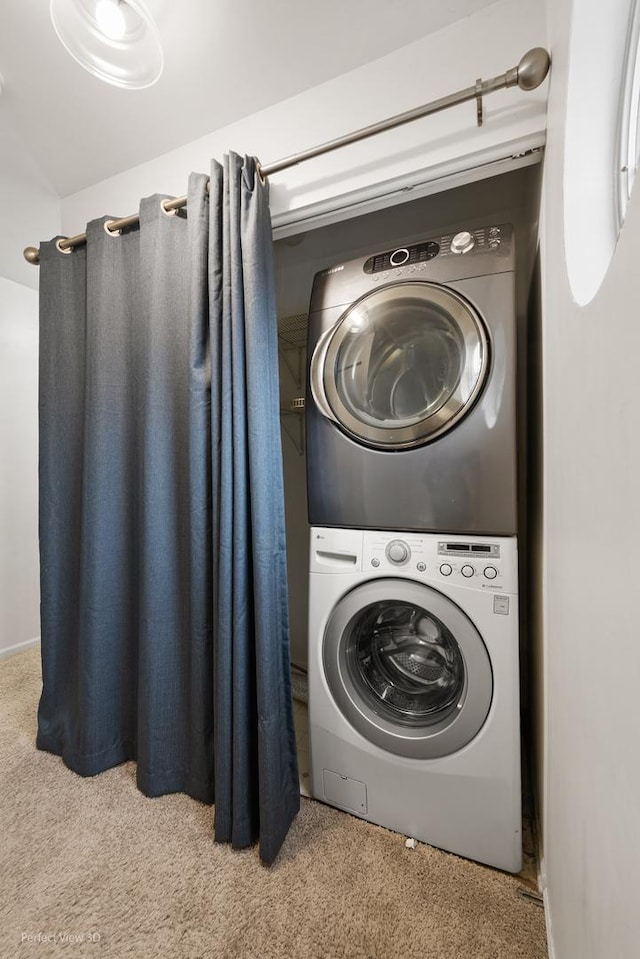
left=23, top=46, right=550, bottom=266
left=513, top=47, right=551, bottom=91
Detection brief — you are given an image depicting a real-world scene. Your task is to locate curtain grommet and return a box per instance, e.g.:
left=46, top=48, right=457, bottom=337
left=56, top=238, right=72, bottom=255
left=161, top=198, right=178, bottom=217
left=104, top=220, right=121, bottom=237
left=256, top=161, right=267, bottom=186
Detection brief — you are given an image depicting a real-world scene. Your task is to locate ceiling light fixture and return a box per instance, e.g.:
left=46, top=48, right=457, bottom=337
left=95, top=0, right=127, bottom=41
left=49, top=0, right=163, bottom=90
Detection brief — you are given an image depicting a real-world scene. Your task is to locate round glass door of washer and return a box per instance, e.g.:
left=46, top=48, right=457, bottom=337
left=316, top=282, right=490, bottom=450
left=322, top=579, right=493, bottom=759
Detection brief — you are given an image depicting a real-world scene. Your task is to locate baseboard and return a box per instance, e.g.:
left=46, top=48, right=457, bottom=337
left=0, top=636, right=40, bottom=660
left=538, top=854, right=555, bottom=959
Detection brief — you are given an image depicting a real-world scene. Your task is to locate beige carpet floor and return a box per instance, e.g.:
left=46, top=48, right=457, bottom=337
left=1, top=648, right=547, bottom=959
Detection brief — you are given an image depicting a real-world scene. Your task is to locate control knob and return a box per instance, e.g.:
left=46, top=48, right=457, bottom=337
left=450, top=231, right=475, bottom=255
left=386, top=539, right=410, bottom=565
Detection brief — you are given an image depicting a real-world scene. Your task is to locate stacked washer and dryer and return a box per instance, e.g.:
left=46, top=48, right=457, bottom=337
left=304, top=223, right=522, bottom=872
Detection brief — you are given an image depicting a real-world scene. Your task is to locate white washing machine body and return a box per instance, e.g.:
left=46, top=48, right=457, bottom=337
left=306, top=223, right=518, bottom=535
left=308, top=526, right=521, bottom=873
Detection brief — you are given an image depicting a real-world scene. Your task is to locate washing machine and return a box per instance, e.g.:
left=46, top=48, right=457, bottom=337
left=308, top=525, right=521, bottom=873
left=306, top=223, right=517, bottom=535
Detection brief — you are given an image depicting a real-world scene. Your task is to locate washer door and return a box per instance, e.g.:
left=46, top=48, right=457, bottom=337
left=310, top=282, right=489, bottom=450
left=323, top=579, right=493, bottom=759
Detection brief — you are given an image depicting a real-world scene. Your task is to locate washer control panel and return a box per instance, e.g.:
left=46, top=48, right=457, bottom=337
left=357, top=531, right=515, bottom=591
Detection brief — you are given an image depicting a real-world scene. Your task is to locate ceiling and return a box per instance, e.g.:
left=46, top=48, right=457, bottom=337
left=0, top=0, right=499, bottom=198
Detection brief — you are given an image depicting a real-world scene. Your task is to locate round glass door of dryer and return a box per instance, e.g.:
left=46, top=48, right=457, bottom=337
left=317, top=282, right=490, bottom=449
left=322, top=579, right=493, bottom=759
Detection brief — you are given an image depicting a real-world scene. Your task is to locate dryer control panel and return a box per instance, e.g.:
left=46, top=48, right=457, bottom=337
left=363, top=241, right=439, bottom=274
left=440, top=225, right=506, bottom=257
left=361, top=224, right=510, bottom=276
left=308, top=224, right=515, bottom=315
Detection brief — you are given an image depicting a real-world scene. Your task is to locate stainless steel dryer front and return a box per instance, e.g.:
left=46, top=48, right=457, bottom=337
left=306, top=224, right=518, bottom=535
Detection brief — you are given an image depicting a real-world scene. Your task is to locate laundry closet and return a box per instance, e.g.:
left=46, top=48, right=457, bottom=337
left=272, top=158, right=543, bottom=870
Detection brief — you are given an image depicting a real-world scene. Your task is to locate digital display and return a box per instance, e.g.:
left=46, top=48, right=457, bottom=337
left=438, top=541, right=500, bottom=559
left=363, top=241, right=440, bottom=274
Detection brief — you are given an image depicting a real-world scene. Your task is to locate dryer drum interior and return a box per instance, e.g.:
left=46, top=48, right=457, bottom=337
left=316, top=282, right=491, bottom=450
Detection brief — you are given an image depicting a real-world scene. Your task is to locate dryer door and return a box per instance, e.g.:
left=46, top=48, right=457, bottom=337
left=310, top=281, right=489, bottom=450
left=323, top=578, right=492, bottom=759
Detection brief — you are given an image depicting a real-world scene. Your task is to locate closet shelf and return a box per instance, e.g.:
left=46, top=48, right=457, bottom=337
left=280, top=397, right=305, bottom=455
left=278, top=313, right=308, bottom=389
left=281, top=397, right=305, bottom=413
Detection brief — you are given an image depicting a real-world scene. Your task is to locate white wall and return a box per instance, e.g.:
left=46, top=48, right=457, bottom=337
left=0, top=278, right=40, bottom=656
left=541, top=1, right=640, bottom=957
left=0, top=111, right=60, bottom=291
left=0, top=107, right=59, bottom=656
left=60, top=0, right=547, bottom=234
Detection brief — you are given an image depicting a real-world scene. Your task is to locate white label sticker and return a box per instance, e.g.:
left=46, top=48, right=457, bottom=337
left=493, top=595, right=510, bottom=615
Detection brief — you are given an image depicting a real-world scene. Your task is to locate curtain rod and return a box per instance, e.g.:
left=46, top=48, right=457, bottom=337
left=23, top=47, right=550, bottom=266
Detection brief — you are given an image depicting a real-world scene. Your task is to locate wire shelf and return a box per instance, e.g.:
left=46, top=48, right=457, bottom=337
left=278, top=313, right=308, bottom=349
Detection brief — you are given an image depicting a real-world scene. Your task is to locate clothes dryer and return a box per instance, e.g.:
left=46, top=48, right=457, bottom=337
left=308, top=525, right=521, bottom=873
left=306, top=224, right=518, bottom=534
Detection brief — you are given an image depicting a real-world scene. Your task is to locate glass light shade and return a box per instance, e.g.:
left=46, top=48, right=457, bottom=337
left=95, top=0, right=127, bottom=41
left=50, top=0, right=163, bottom=89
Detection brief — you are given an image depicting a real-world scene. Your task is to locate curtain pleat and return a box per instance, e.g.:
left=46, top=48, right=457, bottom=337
left=37, top=157, right=297, bottom=862
left=210, top=155, right=299, bottom=862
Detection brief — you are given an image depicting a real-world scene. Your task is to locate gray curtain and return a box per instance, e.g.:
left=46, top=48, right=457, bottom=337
left=37, top=155, right=299, bottom=864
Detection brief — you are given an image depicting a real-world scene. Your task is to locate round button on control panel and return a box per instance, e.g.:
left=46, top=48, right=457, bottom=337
left=439, top=563, right=452, bottom=576
left=386, top=539, right=410, bottom=564
left=450, top=231, right=475, bottom=255
left=461, top=564, right=475, bottom=578
left=416, top=561, right=426, bottom=572
left=371, top=558, right=380, bottom=568
left=483, top=566, right=498, bottom=580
